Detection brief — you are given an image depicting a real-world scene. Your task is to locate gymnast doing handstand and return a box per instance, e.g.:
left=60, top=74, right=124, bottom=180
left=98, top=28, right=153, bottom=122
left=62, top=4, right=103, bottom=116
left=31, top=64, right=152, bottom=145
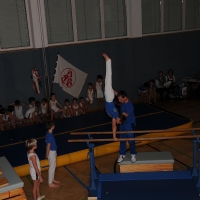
left=102, top=53, right=126, bottom=140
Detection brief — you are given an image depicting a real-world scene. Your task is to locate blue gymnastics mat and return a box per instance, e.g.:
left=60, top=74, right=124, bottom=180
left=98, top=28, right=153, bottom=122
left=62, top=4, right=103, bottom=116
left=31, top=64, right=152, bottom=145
left=98, top=171, right=200, bottom=200
left=100, top=179, right=200, bottom=200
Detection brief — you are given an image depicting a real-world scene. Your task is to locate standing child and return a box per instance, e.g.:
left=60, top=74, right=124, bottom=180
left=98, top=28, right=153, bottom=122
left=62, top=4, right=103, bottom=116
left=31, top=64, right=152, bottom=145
left=79, top=97, right=87, bottom=114
left=45, top=121, right=60, bottom=188
left=49, top=93, right=64, bottom=120
left=64, top=99, right=73, bottom=117
left=86, top=83, right=94, bottom=112
left=95, top=75, right=104, bottom=110
left=26, top=138, right=45, bottom=200
left=71, top=98, right=80, bottom=116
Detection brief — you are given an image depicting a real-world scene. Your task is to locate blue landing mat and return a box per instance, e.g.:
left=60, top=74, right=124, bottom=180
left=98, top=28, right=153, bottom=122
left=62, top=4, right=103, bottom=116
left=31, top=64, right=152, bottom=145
left=100, top=179, right=200, bottom=200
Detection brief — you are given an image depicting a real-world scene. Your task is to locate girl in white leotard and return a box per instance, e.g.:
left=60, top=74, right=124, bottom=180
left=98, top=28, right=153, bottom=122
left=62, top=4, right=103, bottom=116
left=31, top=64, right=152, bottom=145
left=26, top=138, right=45, bottom=200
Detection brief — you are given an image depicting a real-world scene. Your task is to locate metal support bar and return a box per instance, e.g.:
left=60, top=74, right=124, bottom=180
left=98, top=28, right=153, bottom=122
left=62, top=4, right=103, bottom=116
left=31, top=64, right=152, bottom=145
left=197, top=148, right=200, bottom=187
left=192, top=130, right=198, bottom=176
left=86, top=134, right=98, bottom=190
left=192, top=139, right=198, bottom=176
left=88, top=151, right=97, bottom=190
left=87, top=143, right=98, bottom=180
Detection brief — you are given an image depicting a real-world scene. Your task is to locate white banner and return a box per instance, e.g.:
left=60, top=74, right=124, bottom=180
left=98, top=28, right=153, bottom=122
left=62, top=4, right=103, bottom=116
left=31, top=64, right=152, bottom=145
left=53, top=55, right=88, bottom=98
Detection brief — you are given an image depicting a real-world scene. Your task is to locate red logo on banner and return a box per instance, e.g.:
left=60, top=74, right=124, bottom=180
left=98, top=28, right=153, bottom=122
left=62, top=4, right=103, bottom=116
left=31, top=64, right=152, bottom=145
left=61, top=68, right=76, bottom=88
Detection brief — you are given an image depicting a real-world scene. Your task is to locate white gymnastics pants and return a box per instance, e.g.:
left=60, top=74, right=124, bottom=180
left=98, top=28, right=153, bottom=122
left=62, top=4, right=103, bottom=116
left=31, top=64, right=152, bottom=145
left=105, top=59, right=115, bottom=102
left=48, top=150, right=57, bottom=184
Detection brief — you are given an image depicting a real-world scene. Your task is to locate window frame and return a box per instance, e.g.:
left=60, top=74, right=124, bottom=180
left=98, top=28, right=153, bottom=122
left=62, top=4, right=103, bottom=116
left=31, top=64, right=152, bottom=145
left=142, top=0, right=200, bottom=37
left=47, top=0, right=128, bottom=47
left=142, top=0, right=162, bottom=34
left=1, top=0, right=199, bottom=51
left=0, top=0, right=33, bottom=52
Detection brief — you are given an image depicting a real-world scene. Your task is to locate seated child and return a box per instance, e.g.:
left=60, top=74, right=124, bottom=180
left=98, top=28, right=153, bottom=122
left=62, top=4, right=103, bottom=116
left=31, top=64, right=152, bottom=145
left=34, top=101, right=42, bottom=124
left=95, top=75, right=104, bottom=110
left=0, top=105, right=3, bottom=131
left=72, top=98, right=80, bottom=116
left=28, top=97, right=36, bottom=108
left=28, top=97, right=39, bottom=120
left=25, top=107, right=36, bottom=124
left=0, top=108, right=9, bottom=130
left=86, top=83, right=94, bottom=112
left=79, top=97, right=87, bottom=114
left=148, top=79, right=157, bottom=104
left=10, top=100, right=25, bottom=120
left=138, top=82, right=149, bottom=103
left=49, top=93, right=64, bottom=120
left=7, top=105, right=25, bottom=128
left=64, top=99, right=73, bottom=117
left=40, top=98, right=49, bottom=121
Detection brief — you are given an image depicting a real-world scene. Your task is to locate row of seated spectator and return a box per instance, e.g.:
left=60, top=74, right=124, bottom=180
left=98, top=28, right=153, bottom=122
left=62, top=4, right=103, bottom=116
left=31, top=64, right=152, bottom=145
left=0, top=74, right=105, bottom=131
left=0, top=92, right=100, bottom=131
left=139, top=69, right=183, bottom=103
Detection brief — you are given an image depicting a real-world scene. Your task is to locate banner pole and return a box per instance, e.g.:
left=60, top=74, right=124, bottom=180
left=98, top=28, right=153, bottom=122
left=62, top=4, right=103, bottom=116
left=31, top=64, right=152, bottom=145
left=50, top=53, right=59, bottom=98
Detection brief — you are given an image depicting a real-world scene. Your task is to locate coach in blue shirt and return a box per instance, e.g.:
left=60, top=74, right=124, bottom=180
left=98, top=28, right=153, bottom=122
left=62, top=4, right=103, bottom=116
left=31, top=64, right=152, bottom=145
left=117, top=90, right=137, bottom=163
left=45, top=121, right=60, bottom=187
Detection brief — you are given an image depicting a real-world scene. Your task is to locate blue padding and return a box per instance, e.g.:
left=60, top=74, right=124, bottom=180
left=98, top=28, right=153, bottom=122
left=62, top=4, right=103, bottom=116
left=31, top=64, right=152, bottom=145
left=98, top=171, right=192, bottom=182
left=134, top=103, right=161, bottom=116
left=97, top=181, right=102, bottom=199
left=136, top=112, right=189, bottom=130
left=100, top=179, right=200, bottom=200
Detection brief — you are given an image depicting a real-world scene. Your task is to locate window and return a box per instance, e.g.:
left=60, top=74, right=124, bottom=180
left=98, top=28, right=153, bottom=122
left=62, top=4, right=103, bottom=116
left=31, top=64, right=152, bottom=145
left=142, top=0, right=161, bottom=34
left=185, top=0, right=200, bottom=30
left=75, top=0, right=101, bottom=41
left=164, top=0, right=182, bottom=32
left=0, top=0, right=30, bottom=49
left=104, top=0, right=127, bottom=38
left=44, top=0, right=73, bottom=44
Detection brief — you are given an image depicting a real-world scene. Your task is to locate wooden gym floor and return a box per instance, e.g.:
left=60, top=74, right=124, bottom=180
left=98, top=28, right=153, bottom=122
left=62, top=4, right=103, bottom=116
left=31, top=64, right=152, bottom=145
left=22, top=98, right=200, bottom=200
